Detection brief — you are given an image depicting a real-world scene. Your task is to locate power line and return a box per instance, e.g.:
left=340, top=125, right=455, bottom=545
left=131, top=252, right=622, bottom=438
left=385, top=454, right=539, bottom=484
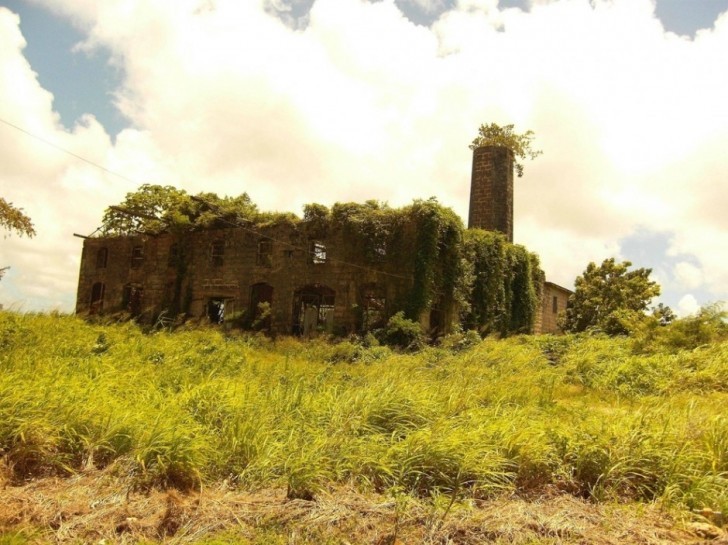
left=0, top=116, right=140, bottom=185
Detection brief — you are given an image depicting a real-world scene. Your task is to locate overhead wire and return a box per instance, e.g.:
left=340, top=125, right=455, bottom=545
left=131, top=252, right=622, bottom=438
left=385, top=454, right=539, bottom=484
left=2, top=116, right=415, bottom=281
left=0, top=116, right=140, bottom=185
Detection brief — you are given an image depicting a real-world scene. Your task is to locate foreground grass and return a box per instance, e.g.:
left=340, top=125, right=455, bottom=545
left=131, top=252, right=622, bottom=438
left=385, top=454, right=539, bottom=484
left=0, top=311, right=726, bottom=543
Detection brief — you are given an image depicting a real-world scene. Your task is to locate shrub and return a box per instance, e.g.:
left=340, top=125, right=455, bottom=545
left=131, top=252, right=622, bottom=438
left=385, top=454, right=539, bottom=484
left=378, top=312, right=425, bottom=350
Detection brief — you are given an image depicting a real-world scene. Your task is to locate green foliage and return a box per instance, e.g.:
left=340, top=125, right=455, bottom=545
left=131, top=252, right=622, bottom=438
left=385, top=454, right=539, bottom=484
left=100, top=184, right=266, bottom=236
left=561, top=258, right=661, bottom=335
left=405, top=198, right=463, bottom=320
left=379, top=311, right=425, bottom=350
left=469, top=123, right=542, bottom=177
left=1, top=312, right=726, bottom=516
left=631, top=302, right=728, bottom=353
left=0, top=197, right=35, bottom=238
left=98, top=188, right=541, bottom=336
left=460, top=230, right=540, bottom=335
left=1, top=197, right=36, bottom=281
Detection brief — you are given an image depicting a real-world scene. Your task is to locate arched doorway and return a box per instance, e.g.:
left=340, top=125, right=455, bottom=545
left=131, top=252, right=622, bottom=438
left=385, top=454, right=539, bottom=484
left=292, top=284, right=335, bottom=336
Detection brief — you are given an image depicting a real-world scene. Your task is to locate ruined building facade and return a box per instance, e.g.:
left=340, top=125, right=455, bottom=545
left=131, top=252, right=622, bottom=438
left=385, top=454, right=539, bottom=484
left=76, top=147, right=571, bottom=334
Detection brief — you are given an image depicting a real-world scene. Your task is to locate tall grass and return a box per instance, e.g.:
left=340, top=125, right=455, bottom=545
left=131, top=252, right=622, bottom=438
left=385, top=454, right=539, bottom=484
left=1, top=311, right=726, bottom=514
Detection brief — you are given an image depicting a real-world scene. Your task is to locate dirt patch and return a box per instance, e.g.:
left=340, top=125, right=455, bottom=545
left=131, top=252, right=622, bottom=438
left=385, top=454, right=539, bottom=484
left=0, top=467, right=725, bottom=544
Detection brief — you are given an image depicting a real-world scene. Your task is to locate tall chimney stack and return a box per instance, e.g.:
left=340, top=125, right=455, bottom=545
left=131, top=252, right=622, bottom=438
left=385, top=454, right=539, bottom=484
left=468, top=145, right=514, bottom=242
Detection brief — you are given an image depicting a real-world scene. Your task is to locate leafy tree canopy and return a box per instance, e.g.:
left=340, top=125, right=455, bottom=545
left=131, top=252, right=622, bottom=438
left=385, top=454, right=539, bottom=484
left=560, top=258, right=662, bottom=335
left=469, top=123, right=542, bottom=177
left=1, top=197, right=36, bottom=280
left=1, top=197, right=35, bottom=238
left=100, top=184, right=266, bottom=236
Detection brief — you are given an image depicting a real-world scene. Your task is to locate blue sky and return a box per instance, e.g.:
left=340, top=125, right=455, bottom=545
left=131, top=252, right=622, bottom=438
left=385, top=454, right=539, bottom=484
left=1, top=0, right=727, bottom=315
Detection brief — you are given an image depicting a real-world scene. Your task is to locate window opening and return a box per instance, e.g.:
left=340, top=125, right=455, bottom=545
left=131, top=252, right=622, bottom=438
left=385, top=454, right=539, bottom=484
left=96, top=247, right=108, bottom=269
left=211, top=240, right=225, bottom=267
left=207, top=298, right=226, bottom=324
left=90, top=282, right=105, bottom=314
left=122, top=284, right=144, bottom=317
left=310, top=241, right=327, bottom=264
left=168, top=243, right=180, bottom=268
left=130, top=246, right=144, bottom=269
left=257, top=239, right=272, bottom=267
left=292, top=284, right=335, bottom=336
left=361, top=284, right=386, bottom=331
left=552, top=295, right=558, bottom=313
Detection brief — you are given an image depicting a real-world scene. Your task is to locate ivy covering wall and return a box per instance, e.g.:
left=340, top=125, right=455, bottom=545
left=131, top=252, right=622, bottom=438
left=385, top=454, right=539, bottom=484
left=99, top=185, right=542, bottom=336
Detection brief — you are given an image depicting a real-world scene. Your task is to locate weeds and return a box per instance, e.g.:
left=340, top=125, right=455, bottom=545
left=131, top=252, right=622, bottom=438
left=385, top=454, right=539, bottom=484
left=0, top=311, right=726, bottom=516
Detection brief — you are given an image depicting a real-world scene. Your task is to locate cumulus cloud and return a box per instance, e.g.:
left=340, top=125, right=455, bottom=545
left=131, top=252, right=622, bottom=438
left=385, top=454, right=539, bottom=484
left=677, top=294, right=700, bottom=316
left=1, top=0, right=728, bottom=311
left=673, top=261, right=703, bottom=290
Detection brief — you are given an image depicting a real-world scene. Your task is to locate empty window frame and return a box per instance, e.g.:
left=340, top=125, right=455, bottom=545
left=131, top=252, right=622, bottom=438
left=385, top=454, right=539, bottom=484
left=130, top=246, right=144, bottom=269
left=361, top=285, right=386, bottom=331
left=89, top=282, right=105, bottom=314
left=211, top=240, right=225, bottom=267
left=207, top=298, right=226, bottom=324
left=292, top=284, right=335, bottom=335
left=96, top=247, right=108, bottom=269
left=122, top=284, right=144, bottom=317
left=256, top=239, right=273, bottom=267
left=310, top=241, right=327, bottom=264
left=552, top=295, right=558, bottom=313
left=168, top=243, right=180, bottom=268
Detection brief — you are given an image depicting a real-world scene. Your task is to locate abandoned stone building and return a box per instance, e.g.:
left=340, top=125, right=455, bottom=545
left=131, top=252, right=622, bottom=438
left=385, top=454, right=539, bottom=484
left=75, top=146, right=571, bottom=335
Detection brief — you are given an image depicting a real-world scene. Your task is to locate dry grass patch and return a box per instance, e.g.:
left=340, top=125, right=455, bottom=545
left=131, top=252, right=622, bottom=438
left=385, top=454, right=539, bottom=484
left=1, top=469, right=725, bottom=545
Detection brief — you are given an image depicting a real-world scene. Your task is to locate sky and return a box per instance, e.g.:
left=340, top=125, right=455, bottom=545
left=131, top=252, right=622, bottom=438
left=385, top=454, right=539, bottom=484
left=0, top=0, right=727, bottom=317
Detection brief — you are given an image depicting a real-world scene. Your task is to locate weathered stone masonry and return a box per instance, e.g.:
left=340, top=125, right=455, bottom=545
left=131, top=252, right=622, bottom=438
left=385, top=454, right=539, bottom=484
left=76, top=145, right=570, bottom=334
left=77, top=220, right=424, bottom=335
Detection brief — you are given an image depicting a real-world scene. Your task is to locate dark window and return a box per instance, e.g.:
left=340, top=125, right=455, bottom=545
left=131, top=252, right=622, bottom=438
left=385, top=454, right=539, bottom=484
left=211, top=240, right=225, bottom=267
left=168, top=243, right=180, bottom=268
left=122, top=284, right=144, bottom=317
left=207, top=298, right=226, bottom=324
left=96, top=247, right=108, bottom=269
left=90, top=282, right=105, bottom=314
left=130, top=246, right=144, bottom=269
left=310, top=241, right=327, bottom=264
left=257, top=239, right=272, bottom=267
left=552, top=296, right=558, bottom=313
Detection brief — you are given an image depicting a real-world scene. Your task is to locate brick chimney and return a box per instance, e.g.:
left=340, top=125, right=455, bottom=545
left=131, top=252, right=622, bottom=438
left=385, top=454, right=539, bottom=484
left=467, top=145, right=514, bottom=242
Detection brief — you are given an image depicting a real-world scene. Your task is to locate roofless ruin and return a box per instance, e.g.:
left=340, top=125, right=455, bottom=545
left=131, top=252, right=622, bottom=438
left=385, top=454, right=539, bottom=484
left=75, top=135, right=571, bottom=336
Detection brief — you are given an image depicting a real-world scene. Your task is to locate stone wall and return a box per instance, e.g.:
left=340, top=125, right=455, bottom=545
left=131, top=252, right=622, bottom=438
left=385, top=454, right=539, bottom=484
left=468, top=146, right=514, bottom=242
left=76, top=222, right=415, bottom=335
left=536, top=281, right=572, bottom=334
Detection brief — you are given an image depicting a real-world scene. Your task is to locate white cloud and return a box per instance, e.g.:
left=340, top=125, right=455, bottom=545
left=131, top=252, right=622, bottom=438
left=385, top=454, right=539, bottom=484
left=677, top=294, right=700, bottom=317
left=673, top=261, right=703, bottom=290
left=2, top=0, right=728, bottom=311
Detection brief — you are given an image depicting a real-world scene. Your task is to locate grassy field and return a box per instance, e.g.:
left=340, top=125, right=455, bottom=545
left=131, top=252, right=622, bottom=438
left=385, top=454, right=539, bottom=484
left=0, top=311, right=726, bottom=544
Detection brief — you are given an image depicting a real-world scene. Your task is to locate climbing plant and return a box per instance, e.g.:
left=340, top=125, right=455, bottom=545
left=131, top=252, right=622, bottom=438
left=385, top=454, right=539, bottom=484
left=98, top=186, right=542, bottom=336
left=460, top=229, right=541, bottom=335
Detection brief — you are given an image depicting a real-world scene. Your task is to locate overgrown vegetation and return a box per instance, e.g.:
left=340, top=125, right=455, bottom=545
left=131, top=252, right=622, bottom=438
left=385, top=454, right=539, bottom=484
left=469, top=123, right=542, bottom=177
left=561, top=258, right=662, bottom=335
left=1, top=197, right=36, bottom=281
left=97, top=186, right=542, bottom=336
left=1, top=311, right=726, bottom=521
